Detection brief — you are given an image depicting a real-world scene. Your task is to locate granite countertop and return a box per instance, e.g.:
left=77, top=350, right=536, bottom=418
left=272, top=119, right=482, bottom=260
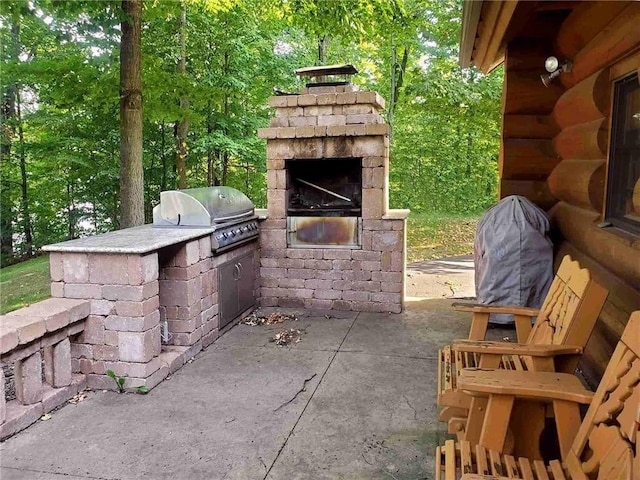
left=42, top=224, right=215, bottom=254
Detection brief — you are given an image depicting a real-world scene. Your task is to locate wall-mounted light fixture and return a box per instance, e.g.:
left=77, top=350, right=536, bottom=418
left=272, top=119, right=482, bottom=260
left=540, top=56, right=573, bottom=87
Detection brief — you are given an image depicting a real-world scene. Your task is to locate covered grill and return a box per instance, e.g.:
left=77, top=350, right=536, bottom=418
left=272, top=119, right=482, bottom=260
left=153, top=186, right=259, bottom=253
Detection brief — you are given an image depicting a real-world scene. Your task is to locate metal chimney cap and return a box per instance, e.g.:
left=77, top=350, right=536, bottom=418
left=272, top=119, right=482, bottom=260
left=295, top=64, right=358, bottom=77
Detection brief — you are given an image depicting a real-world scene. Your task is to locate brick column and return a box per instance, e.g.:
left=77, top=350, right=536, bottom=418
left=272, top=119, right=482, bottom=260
left=49, top=252, right=163, bottom=390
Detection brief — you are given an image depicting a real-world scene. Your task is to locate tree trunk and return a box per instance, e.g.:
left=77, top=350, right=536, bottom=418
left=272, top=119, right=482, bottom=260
left=119, top=0, right=145, bottom=228
left=174, top=2, right=188, bottom=189
left=15, top=89, right=33, bottom=255
left=0, top=11, right=19, bottom=262
left=160, top=121, right=167, bottom=191
left=318, top=35, right=328, bottom=64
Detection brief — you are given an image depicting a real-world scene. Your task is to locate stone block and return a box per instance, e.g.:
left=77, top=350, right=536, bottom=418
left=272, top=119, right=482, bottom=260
left=305, top=105, right=333, bottom=116
left=381, top=282, right=403, bottom=293
left=351, top=251, right=380, bottom=262
left=304, top=279, right=333, bottom=290
left=318, top=114, right=346, bottom=126
left=80, top=315, right=105, bottom=345
left=88, top=254, right=128, bottom=284
left=295, top=126, right=316, bottom=138
left=362, top=156, right=386, bottom=168
left=345, top=125, right=367, bottom=136
left=62, top=253, right=89, bottom=283
left=270, top=116, right=289, bottom=128
left=118, top=326, right=160, bottom=363
left=289, top=116, right=317, bottom=127
left=326, top=125, right=347, bottom=136
left=305, top=299, right=333, bottom=310
left=71, top=343, right=93, bottom=359
left=319, top=249, right=350, bottom=260
left=0, top=401, right=43, bottom=440
left=267, top=96, right=288, bottom=107
left=297, top=94, right=317, bottom=106
left=275, top=127, right=296, bottom=139
left=363, top=167, right=385, bottom=189
left=278, top=278, right=304, bottom=288
left=0, top=369, right=5, bottom=423
left=341, top=270, right=372, bottom=281
left=127, top=253, right=159, bottom=285
left=158, top=349, right=185, bottom=374
left=344, top=104, right=375, bottom=115
left=103, top=284, right=145, bottom=302
left=336, top=92, right=357, bottom=105
left=361, top=261, right=382, bottom=272
left=267, top=189, right=286, bottom=219
left=331, top=300, right=353, bottom=311
left=314, top=289, right=342, bottom=300
left=307, top=85, right=338, bottom=94
left=64, top=283, right=102, bottom=300
left=362, top=188, right=384, bottom=219
left=202, top=329, right=218, bottom=348
left=304, top=259, right=332, bottom=270
left=342, top=290, right=370, bottom=302
left=49, top=253, right=64, bottom=282
left=331, top=260, right=352, bottom=271
left=366, top=124, right=390, bottom=136
left=257, top=127, right=278, bottom=139
left=104, top=310, right=160, bottom=332
left=316, top=270, right=344, bottom=280
left=372, top=271, right=403, bottom=283
left=43, top=338, right=72, bottom=387
left=278, top=297, right=306, bottom=309
left=317, top=93, right=337, bottom=105
left=371, top=292, right=402, bottom=304
left=41, top=382, right=78, bottom=414
left=1, top=315, right=46, bottom=346
left=314, top=125, right=328, bottom=136
left=51, top=282, right=64, bottom=298
left=175, top=241, right=200, bottom=268
left=259, top=229, right=287, bottom=251
left=171, top=327, right=202, bottom=346
left=266, top=142, right=291, bottom=161
left=123, top=365, right=169, bottom=392
left=286, top=95, right=298, bottom=107
left=114, top=295, right=158, bottom=317
left=15, top=352, right=43, bottom=404
left=372, top=231, right=402, bottom=252
left=0, top=325, right=19, bottom=355
left=89, top=299, right=114, bottom=316
left=353, top=137, right=385, bottom=157
left=354, top=281, right=381, bottom=292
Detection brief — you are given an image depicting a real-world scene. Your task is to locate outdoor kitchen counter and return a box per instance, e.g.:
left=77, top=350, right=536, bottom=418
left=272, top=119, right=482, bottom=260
left=42, top=224, right=215, bottom=254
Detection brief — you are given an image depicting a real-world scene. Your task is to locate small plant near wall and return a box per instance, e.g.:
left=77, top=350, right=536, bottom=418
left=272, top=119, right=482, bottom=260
left=106, top=370, right=125, bottom=393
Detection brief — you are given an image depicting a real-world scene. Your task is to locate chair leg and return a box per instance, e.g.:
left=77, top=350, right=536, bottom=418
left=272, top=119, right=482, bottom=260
left=479, top=394, right=515, bottom=452
left=464, top=397, right=488, bottom=446
left=553, top=399, right=582, bottom=460
left=509, top=399, right=546, bottom=460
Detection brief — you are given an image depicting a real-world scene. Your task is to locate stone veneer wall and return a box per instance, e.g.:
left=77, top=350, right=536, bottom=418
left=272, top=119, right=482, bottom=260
left=49, top=237, right=258, bottom=391
left=258, top=88, right=406, bottom=314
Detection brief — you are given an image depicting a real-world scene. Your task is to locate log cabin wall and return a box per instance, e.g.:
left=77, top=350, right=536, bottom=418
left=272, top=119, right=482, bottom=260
left=502, top=1, right=640, bottom=386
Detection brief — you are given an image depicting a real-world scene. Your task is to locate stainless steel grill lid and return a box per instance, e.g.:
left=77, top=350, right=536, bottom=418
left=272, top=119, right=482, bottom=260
left=153, top=187, right=254, bottom=226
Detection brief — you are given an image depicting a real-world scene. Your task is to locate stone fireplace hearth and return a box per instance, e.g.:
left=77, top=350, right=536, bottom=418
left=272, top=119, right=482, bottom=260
left=258, top=82, right=408, bottom=313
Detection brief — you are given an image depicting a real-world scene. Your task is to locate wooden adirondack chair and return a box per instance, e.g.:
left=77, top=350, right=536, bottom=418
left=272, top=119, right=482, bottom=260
left=438, top=255, right=608, bottom=441
left=435, top=311, right=640, bottom=480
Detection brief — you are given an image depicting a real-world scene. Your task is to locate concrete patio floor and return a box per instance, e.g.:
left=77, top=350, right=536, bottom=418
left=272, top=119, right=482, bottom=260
left=1, top=256, right=507, bottom=480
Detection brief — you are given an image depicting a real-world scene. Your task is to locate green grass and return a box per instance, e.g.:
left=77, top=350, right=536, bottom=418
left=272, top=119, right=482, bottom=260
left=406, top=212, right=479, bottom=263
left=0, top=256, right=52, bottom=314
left=0, top=214, right=477, bottom=313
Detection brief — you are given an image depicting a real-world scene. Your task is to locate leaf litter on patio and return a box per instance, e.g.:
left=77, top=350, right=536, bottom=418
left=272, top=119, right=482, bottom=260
left=240, top=311, right=305, bottom=346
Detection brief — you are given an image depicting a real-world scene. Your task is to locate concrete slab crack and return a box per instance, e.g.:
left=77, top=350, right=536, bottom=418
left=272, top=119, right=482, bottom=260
left=402, top=394, right=418, bottom=420
left=273, top=373, right=317, bottom=412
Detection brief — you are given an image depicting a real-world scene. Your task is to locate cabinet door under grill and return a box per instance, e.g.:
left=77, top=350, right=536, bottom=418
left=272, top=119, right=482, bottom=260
left=218, top=252, right=255, bottom=330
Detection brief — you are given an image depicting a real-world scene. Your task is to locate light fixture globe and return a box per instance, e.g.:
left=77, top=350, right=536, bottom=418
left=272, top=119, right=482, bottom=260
left=544, top=56, right=559, bottom=73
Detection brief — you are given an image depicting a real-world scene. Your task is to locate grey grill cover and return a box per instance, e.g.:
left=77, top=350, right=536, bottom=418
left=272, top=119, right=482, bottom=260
left=474, top=196, right=553, bottom=325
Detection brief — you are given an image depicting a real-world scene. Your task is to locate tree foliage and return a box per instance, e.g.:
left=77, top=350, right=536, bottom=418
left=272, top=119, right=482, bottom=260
left=0, top=0, right=501, bottom=264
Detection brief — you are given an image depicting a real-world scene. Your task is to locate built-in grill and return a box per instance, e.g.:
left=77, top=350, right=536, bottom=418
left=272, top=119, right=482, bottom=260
left=152, top=187, right=259, bottom=253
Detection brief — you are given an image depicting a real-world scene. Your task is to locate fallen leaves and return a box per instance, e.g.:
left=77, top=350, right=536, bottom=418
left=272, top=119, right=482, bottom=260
left=241, top=311, right=298, bottom=326
left=271, top=328, right=304, bottom=346
left=68, top=392, right=87, bottom=404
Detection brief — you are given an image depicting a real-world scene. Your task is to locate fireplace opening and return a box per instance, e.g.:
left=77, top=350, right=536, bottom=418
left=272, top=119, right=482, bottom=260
left=286, top=158, right=362, bottom=217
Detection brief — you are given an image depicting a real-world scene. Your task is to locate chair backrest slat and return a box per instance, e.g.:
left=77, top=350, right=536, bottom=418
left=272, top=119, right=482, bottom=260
left=527, top=255, right=602, bottom=346
left=566, top=312, right=640, bottom=480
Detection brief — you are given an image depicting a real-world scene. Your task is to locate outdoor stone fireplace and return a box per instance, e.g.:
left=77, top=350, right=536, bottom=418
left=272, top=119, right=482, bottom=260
left=258, top=75, right=408, bottom=313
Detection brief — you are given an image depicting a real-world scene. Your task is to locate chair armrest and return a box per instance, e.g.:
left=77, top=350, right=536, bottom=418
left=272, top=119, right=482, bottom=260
left=452, top=302, right=540, bottom=317
left=452, top=341, right=583, bottom=357
left=457, top=369, right=594, bottom=404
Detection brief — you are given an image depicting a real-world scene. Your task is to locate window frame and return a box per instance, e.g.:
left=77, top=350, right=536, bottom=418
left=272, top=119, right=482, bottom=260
left=604, top=71, right=640, bottom=236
